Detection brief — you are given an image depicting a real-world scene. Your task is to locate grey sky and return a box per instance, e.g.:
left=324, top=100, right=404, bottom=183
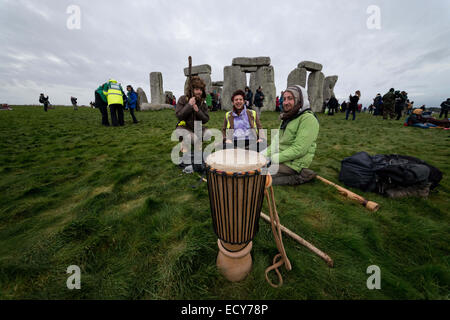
left=1, top=0, right=449, bottom=107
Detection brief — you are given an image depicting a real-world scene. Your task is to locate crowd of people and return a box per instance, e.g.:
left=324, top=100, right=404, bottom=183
left=318, top=88, right=449, bottom=127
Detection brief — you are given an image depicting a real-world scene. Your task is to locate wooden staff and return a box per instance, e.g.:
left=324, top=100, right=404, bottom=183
left=316, top=175, right=380, bottom=212
left=260, top=212, right=334, bottom=268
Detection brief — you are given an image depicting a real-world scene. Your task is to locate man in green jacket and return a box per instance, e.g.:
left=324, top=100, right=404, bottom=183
left=265, top=85, right=319, bottom=186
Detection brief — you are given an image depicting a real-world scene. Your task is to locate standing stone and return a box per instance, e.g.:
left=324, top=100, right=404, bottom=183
left=307, top=71, right=325, bottom=113
left=150, top=72, right=164, bottom=104
left=222, top=66, right=246, bottom=111
left=250, top=66, right=276, bottom=112
left=323, top=76, right=339, bottom=101
left=298, top=61, right=323, bottom=72
left=287, top=67, right=307, bottom=88
left=136, top=87, right=148, bottom=111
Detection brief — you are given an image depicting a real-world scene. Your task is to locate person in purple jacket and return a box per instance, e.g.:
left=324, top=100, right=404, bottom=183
left=222, top=90, right=265, bottom=151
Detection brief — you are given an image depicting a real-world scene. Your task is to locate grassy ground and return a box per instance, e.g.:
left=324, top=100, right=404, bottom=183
left=0, top=106, right=448, bottom=300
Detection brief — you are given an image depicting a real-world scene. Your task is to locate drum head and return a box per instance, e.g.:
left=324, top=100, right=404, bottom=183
left=206, top=149, right=268, bottom=173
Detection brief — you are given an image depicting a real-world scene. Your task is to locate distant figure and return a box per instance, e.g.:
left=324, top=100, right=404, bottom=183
left=39, top=93, right=50, bottom=112
left=253, top=86, right=264, bottom=116
left=327, top=96, right=339, bottom=115
left=244, top=86, right=253, bottom=108
left=439, top=98, right=450, bottom=118
left=341, top=100, right=347, bottom=113
left=71, top=96, right=78, bottom=110
left=279, top=91, right=284, bottom=113
left=395, top=91, right=408, bottom=120
left=126, top=85, right=138, bottom=124
left=382, top=88, right=396, bottom=120
left=346, top=90, right=360, bottom=120
left=206, top=93, right=213, bottom=111
left=373, top=93, right=383, bottom=116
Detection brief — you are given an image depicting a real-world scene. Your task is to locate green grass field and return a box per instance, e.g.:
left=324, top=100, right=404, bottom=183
left=0, top=106, right=448, bottom=300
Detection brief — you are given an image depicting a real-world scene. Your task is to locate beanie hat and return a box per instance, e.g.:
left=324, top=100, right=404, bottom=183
left=281, top=85, right=310, bottom=120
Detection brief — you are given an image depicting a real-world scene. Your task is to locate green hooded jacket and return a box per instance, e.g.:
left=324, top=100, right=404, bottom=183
left=95, top=83, right=108, bottom=103
left=266, top=111, right=319, bottom=173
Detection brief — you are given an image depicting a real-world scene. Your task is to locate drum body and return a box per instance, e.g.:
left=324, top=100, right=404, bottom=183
left=206, top=149, right=267, bottom=251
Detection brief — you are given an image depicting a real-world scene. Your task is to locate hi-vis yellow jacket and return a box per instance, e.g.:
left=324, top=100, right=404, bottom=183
left=104, top=79, right=124, bottom=106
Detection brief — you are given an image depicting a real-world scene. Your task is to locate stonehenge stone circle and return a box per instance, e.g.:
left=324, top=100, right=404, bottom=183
left=222, top=65, right=247, bottom=111
left=149, top=72, right=164, bottom=104
left=307, top=71, right=325, bottom=113
left=298, top=61, right=323, bottom=72
left=323, top=75, right=339, bottom=101
left=287, top=67, right=307, bottom=88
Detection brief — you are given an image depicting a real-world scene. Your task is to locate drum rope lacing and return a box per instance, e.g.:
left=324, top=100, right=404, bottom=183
left=264, top=174, right=292, bottom=288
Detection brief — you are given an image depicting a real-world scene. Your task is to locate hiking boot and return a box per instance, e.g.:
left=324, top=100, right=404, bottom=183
left=299, top=168, right=317, bottom=182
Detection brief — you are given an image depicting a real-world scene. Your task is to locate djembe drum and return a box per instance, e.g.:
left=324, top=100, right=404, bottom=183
left=205, top=149, right=268, bottom=282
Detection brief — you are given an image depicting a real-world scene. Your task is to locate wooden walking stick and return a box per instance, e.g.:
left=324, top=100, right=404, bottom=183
left=316, top=175, right=380, bottom=212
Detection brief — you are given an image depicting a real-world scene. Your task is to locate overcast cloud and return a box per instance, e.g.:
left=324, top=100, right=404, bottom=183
left=1, top=0, right=449, bottom=107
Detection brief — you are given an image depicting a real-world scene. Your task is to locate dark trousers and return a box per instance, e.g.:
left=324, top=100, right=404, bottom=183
left=346, top=109, right=356, bottom=120
left=129, top=108, right=138, bottom=123
left=110, top=104, right=124, bottom=126
left=43, top=103, right=48, bottom=112
left=95, top=93, right=109, bottom=126
left=439, top=109, right=448, bottom=118
left=271, top=164, right=317, bottom=186
left=395, top=105, right=403, bottom=120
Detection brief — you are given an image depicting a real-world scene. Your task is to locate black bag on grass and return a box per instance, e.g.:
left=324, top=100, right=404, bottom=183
left=339, top=152, right=443, bottom=197
left=339, top=152, right=377, bottom=192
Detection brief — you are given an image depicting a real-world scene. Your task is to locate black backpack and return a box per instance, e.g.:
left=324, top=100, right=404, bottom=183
left=339, top=152, right=443, bottom=195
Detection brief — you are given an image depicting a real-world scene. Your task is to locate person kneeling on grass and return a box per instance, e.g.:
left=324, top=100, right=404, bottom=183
left=263, top=85, right=319, bottom=186
left=222, top=89, right=265, bottom=152
left=175, top=76, right=210, bottom=172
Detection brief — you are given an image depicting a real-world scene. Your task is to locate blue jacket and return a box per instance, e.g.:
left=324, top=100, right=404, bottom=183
left=127, top=90, right=137, bottom=109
